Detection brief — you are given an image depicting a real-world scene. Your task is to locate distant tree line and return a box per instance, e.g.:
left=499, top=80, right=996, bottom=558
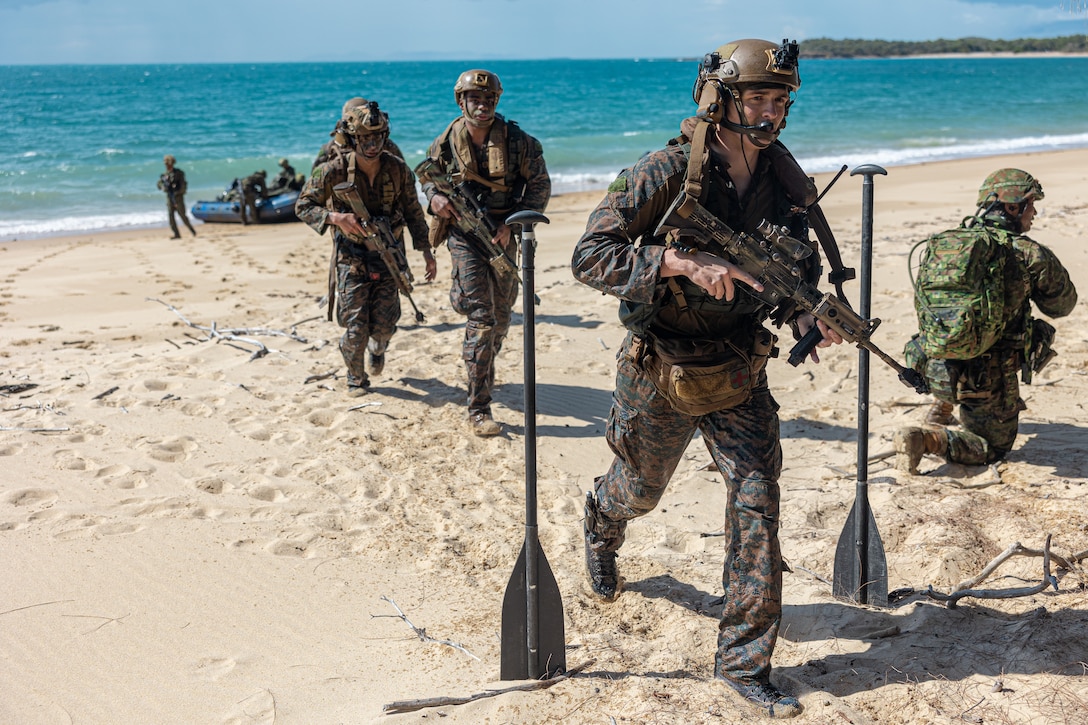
left=800, top=36, right=1088, bottom=58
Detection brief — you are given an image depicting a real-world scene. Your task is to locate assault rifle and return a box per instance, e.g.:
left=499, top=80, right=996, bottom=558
left=331, top=182, right=425, bottom=323
left=413, top=158, right=517, bottom=278
left=654, top=194, right=927, bottom=393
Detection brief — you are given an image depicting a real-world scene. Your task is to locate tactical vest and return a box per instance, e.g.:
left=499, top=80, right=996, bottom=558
left=433, top=116, right=533, bottom=215
left=344, top=151, right=403, bottom=219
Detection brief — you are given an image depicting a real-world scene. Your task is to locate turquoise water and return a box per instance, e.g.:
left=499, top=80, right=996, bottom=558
left=2, top=57, right=1088, bottom=240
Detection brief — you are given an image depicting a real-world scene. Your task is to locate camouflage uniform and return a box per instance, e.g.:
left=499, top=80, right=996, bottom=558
left=240, top=171, right=267, bottom=225
left=571, top=122, right=818, bottom=683
left=917, top=213, right=1076, bottom=465
left=295, top=151, right=430, bottom=389
left=157, top=166, right=196, bottom=237
left=421, top=115, right=550, bottom=419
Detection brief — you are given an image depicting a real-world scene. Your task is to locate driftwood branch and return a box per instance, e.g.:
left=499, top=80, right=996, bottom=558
left=377, top=595, right=480, bottom=661
left=0, top=425, right=70, bottom=432
left=148, top=298, right=308, bottom=361
left=925, top=535, right=1059, bottom=609
left=382, top=659, right=595, bottom=715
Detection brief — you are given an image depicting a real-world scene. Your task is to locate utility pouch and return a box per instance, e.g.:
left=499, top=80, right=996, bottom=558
left=428, top=216, right=451, bottom=249
left=644, top=327, right=776, bottom=416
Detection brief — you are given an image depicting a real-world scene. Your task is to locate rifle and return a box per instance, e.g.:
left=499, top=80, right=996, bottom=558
left=331, top=182, right=425, bottom=323
left=413, top=158, right=517, bottom=278
left=654, top=193, right=927, bottom=393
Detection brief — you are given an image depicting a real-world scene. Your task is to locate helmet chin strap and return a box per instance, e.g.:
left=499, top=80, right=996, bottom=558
left=720, top=89, right=781, bottom=147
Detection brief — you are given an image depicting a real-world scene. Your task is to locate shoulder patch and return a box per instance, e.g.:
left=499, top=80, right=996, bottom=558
left=608, top=176, right=628, bottom=193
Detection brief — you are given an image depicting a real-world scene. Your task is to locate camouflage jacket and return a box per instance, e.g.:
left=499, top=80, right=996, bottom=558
left=157, top=168, right=187, bottom=196
left=571, top=125, right=816, bottom=343
left=984, top=214, right=1077, bottom=349
left=420, top=115, right=550, bottom=222
left=295, top=150, right=430, bottom=252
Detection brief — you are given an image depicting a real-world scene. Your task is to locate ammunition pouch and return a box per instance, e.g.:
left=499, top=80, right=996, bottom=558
left=1023, top=317, right=1057, bottom=383
left=428, top=216, right=451, bottom=249
left=640, top=327, right=777, bottom=416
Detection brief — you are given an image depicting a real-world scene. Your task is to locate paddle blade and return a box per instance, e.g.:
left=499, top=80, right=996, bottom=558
left=500, top=542, right=567, bottom=680
left=832, top=499, right=889, bottom=607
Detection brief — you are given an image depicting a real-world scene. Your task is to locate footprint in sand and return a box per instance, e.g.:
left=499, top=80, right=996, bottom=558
left=139, top=435, right=198, bottom=463
left=192, top=656, right=237, bottom=681
left=95, top=463, right=149, bottom=490
left=0, top=443, right=27, bottom=457
left=231, top=416, right=272, bottom=441
left=4, top=488, right=59, bottom=508
left=52, top=449, right=93, bottom=471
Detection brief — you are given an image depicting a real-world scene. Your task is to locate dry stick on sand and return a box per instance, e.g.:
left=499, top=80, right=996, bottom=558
left=925, top=535, right=1061, bottom=609
left=376, top=595, right=481, bottom=661
left=148, top=297, right=309, bottom=361
left=382, top=659, right=596, bottom=715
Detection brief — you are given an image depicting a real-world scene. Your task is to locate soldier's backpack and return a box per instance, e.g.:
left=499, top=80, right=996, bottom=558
left=909, top=222, right=1011, bottom=360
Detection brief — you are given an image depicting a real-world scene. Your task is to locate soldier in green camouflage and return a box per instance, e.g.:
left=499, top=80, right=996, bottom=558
left=572, top=40, right=843, bottom=719
left=420, top=69, right=551, bottom=436
left=157, top=154, right=197, bottom=238
left=295, top=102, right=436, bottom=395
left=896, top=169, right=1078, bottom=473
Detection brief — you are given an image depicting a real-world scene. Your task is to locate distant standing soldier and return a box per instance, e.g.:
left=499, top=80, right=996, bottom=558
left=419, top=69, right=550, bottom=436
left=312, top=97, right=406, bottom=170
left=296, top=102, right=436, bottom=395
left=896, top=168, right=1077, bottom=473
left=240, top=170, right=268, bottom=225
left=157, top=154, right=197, bottom=238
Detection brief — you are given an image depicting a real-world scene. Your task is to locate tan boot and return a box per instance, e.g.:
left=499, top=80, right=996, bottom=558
left=924, top=400, right=955, bottom=426
left=470, top=412, right=500, bottom=437
left=894, top=426, right=948, bottom=474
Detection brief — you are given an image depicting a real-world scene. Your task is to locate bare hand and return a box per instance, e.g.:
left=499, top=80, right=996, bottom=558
left=423, top=252, right=437, bottom=281
left=493, top=223, right=513, bottom=249
left=661, top=247, right=763, bottom=301
left=429, top=194, right=460, bottom=221
left=796, top=313, right=844, bottom=364
left=327, top=210, right=365, bottom=238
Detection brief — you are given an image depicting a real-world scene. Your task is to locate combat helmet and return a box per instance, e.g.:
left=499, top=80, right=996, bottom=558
left=977, top=168, right=1044, bottom=207
left=278, top=158, right=290, bottom=168
left=344, top=101, right=389, bottom=137
left=454, top=69, right=502, bottom=103
left=692, top=38, right=800, bottom=146
left=341, top=96, right=367, bottom=118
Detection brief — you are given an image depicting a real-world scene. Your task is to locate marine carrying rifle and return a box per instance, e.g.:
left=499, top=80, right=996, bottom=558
left=413, top=158, right=517, bottom=278
left=654, top=193, right=927, bottom=393
left=331, top=181, right=425, bottom=323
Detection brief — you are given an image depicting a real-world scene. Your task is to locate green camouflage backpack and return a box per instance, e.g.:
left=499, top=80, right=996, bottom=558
left=909, top=221, right=1011, bottom=360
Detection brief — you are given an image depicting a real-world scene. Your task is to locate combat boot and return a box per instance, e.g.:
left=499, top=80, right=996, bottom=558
left=894, top=426, right=948, bottom=474
left=469, top=411, right=500, bottom=437
left=716, top=675, right=802, bottom=719
left=584, top=491, right=622, bottom=602
left=924, top=400, right=955, bottom=426
left=367, top=339, right=386, bottom=377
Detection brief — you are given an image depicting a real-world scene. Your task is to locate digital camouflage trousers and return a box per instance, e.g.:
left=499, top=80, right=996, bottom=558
left=336, top=256, right=400, bottom=386
left=448, top=234, right=519, bottom=416
left=589, top=332, right=785, bottom=682
left=925, top=350, right=1026, bottom=465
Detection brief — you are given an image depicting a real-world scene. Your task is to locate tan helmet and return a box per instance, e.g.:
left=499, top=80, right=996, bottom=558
left=341, top=96, right=368, bottom=119
left=454, top=69, right=502, bottom=103
left=344, top=101, right=389, bottom=137
left=278, top=158, right=289, bottom=168
left=693, top=38, right=800, bottom=145
left=977, top=168, right=1044, bottom=207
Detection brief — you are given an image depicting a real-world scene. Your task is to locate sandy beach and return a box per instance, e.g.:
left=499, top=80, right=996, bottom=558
left=2, top=149, right=1087, bottom=724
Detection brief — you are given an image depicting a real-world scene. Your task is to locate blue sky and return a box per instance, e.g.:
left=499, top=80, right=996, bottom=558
left=0, top=0, right=1084, bottom=64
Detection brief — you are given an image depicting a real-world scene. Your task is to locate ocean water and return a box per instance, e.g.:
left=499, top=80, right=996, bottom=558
left=2, top=56, right=1088, bottom=241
